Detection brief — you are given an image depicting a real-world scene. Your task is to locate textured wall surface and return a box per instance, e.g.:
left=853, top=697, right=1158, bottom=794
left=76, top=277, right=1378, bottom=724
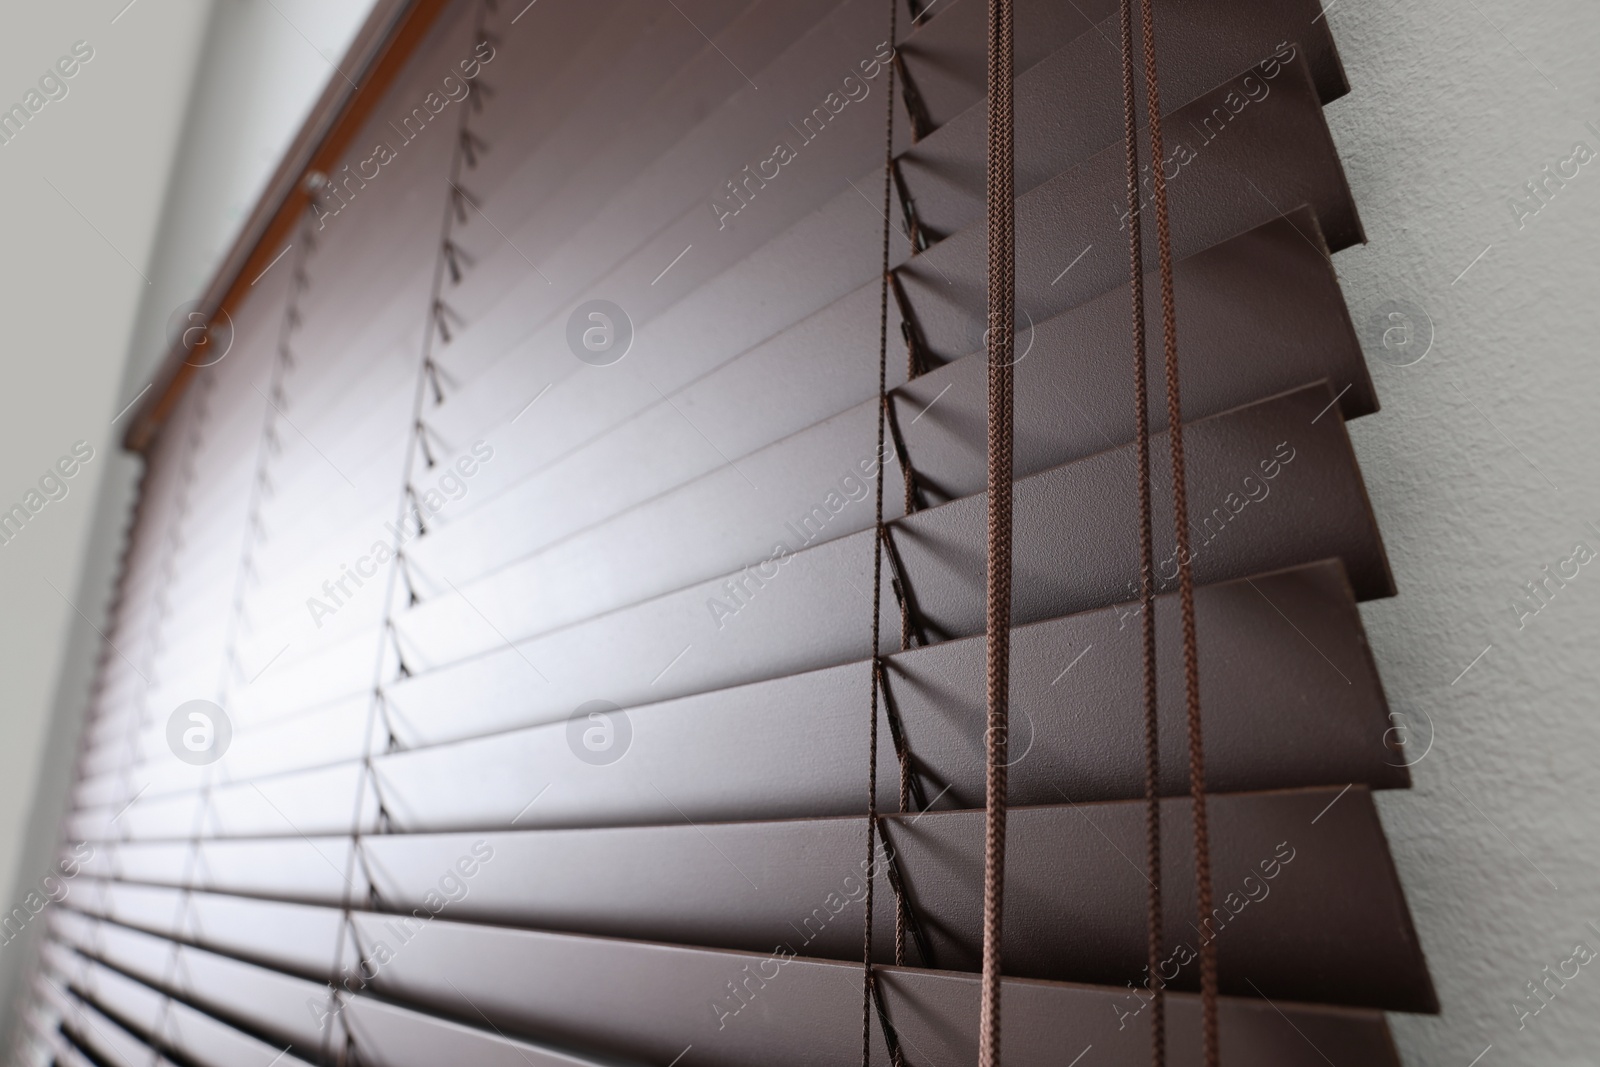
left=1325, top=1, right=1600, bottom=1063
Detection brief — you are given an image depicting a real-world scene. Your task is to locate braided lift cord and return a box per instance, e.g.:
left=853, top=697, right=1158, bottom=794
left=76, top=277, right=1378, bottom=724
left=1118, top=0, right=1165, bottom=1061
left=140, top=369, right=220, bottom=1060
left=978, top=0, right=1014, bottom=1063
left=1134, top=0, right=1220, bottom=1062
left=888, top=0, right=914, bottom=974
left=863, top=0, right=901, bottom=1063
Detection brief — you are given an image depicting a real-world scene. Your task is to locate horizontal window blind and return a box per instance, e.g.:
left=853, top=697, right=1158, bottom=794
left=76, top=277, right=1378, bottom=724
left=16, top=0, right=1434, bottom=1064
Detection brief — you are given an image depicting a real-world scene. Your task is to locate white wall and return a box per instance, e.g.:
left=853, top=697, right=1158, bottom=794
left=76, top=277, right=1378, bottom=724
left=117, top=0, right=381, bottom=394
left=0, top=0, right=214, bottom=1033
left=0, top=0, right=377, bottom=1043
left=1326, top=1, right=1600, bottom=1063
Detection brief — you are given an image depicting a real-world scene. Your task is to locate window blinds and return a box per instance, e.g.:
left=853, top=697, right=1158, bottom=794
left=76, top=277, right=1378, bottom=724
left=15, top=0, right=1434, bottom=1064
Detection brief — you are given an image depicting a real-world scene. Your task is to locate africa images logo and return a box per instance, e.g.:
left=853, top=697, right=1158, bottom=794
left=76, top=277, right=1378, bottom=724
left=566, top=300, right=633, bottom=366
left=566, top=700, right=631, bottom=766
left=166, top=700, right=232, bottom=766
